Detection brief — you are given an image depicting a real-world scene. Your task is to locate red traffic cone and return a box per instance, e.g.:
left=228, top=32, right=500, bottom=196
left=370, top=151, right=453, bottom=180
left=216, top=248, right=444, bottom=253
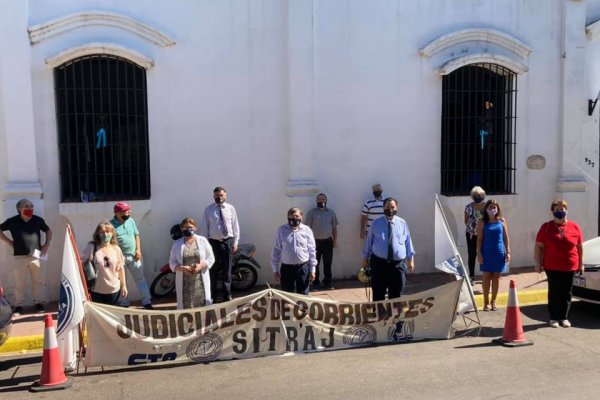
left=492, top=280, right=533, bottom=347
left=30, top=314, right=73, bottom=392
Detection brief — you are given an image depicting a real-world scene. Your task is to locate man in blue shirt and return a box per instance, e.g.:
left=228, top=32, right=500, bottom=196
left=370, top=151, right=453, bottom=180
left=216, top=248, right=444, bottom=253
left=361, top=198, right=415, bottom=301
left=111, top=202, right=153, bottom=309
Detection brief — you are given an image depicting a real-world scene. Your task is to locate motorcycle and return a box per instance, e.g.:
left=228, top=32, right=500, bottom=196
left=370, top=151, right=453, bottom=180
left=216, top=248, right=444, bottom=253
left=150, top=225, right=262, bottom=298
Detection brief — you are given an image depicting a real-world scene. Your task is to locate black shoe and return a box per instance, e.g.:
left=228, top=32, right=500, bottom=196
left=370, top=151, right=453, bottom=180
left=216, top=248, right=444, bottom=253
left=143, top=304, right=154, bottom=310
left=324, top=285, right=334, bottom=290
left=12, top=306, right=24, bottom=316
left=311, top=283, right=320, bottom=291
left=35, top=303, right=45, bottom=313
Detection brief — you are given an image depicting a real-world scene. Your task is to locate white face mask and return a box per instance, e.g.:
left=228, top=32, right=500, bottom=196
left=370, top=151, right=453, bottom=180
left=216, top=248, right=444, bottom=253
left=487, top=208, right=498, bottom=216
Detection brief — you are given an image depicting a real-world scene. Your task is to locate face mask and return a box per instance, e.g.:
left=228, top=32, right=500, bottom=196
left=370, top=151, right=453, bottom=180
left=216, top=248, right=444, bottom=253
left=553, top=210, right=567, bottom=220
left=384, top=209, right=397, bottom=217
left=214, top=197, right=224, bottom=205
left=317, top=202, right=326, bottom=209
left=182, top=229, right=195, bottom=237
left=99, top=233, right=112, bottom=243
left=487, top=208, right=498, bottom=216
left=288, top=218, right=301, bottom=227
left=473, top=196, right=484, bottom=203
left=22, top=209, right=34, bottom=218
left=120, top=215, right=130, bottom=221
left=373, top=191, right=383, bottom=198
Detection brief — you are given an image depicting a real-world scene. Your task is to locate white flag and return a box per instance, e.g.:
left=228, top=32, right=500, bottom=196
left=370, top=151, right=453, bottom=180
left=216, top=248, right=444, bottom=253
left=434, top=195, right=476, bottom=314
left=57, top=228, right=86, bottom=369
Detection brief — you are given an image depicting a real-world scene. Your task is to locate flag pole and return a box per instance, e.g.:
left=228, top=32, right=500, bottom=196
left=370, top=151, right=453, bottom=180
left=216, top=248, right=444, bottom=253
left=65, top=224, right=90, bottom=374
left=66, top=224, right=91, bottom=301
left=434, top=195, right=481, bottom=334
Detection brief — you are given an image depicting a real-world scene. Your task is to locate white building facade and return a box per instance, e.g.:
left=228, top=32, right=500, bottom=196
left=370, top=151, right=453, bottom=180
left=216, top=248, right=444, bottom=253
left=1, top=0, right=600, bottom=303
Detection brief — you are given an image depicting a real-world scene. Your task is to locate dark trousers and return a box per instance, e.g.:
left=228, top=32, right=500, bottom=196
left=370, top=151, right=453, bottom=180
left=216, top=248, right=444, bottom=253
left=209, top=238, right=233, bottom=302
left=545, top=269, right=575, bottom=320
left=315, top=237, right=334, bottom=286
left=465, top=233, right=477, bottom=278
left=91, top=290, right=120, bottom=306
left=280, top=262, right=310, bottom=295
left=369, top=255, right=407, bottom=301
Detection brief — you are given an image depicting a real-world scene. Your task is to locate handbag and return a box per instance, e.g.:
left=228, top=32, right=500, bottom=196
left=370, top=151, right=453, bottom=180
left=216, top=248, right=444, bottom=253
left=83, top=243, right=98, bottom=289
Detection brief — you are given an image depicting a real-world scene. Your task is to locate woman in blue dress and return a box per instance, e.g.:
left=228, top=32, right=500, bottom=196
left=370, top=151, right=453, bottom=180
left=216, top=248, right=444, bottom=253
left=476, top=199, right=511, bottom=311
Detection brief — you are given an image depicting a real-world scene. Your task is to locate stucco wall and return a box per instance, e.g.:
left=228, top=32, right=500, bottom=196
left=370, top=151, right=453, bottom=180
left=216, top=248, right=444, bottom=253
left=1, top=0, right=599, bottom=303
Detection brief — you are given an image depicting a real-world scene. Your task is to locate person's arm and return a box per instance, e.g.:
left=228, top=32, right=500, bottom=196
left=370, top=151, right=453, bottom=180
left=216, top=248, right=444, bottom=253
left=361, top=225, right=373, bottom=270
left=307, top=229, right=317, bottom=282
left=271, top=229, right=282, bottom=284
left=476, top=220, right=484, bottom=264
left=116, top=248, right=128, bottom=298
left=405, top=224, right=415, bottom=273
left=231, top=207, right=240, bottom=253
left=40, top=227, right=52, bottom=256
left=169, top=241, right=191, bottom=275
left=0, top=230, right=13, bottom=249
left=332, top=225, right=338, bottom=248
left=501, top=219, right=510, bottom=263
left=534, top=242, right=544, bottom=273
left=134, top=234, right=142, bottom=261
left=360, top=214, right=367, bottom=239
left=200, top=236, right=215, bottom=272
left=464, top=204, right=470, bottom=225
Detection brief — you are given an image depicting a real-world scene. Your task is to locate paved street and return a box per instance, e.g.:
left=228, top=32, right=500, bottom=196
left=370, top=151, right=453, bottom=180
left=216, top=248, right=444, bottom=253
left=1, top=301, right=599, bottom=399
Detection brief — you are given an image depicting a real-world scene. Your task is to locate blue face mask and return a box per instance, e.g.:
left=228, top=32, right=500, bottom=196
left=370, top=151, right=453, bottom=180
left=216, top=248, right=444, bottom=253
left=553, top=210, right=567, bottom=220
left=473, top=196, right=484, bottom=203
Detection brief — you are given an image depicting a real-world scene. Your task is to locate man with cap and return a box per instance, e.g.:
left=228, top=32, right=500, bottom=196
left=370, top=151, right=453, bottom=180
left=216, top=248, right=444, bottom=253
left=201, top=187, right=240, bottom=303
left=360, top=183, right=385, bottom=240
left=0, top=199, right=52, bottom=315
left=305, top=193, right=338, bottom=290
left=110, top=202, right=153, bottom=309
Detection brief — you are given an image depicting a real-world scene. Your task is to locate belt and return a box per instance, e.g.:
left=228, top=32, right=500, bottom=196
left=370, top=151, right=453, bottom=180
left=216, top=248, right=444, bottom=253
left=315, top=237, right=333, bottom=241
left=210, top=237, right=232, bottom=243
left=281, top=262, right=308, bottom=268
left=371, top=254, right=406, bottom=263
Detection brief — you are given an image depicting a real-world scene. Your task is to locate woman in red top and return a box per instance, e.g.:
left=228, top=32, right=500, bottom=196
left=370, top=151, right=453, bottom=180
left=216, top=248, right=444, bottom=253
left=534, top=200, right=583, bottom=328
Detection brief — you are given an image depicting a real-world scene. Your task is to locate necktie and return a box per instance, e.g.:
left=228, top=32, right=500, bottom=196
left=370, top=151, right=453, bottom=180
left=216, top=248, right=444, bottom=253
left=219, top=206, right=229, bottom=237
left=387, top=221, right=393, bottom=262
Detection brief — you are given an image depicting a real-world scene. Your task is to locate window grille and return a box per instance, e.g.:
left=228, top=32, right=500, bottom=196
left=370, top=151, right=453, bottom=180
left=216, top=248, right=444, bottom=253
left=54, top=55, right=151, bottom=203
left=441, top=63, right=517, bottom=196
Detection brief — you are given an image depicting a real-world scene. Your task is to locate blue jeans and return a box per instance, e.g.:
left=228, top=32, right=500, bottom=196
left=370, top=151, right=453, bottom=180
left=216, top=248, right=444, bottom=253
left=119, top=255, right=152, bottom=306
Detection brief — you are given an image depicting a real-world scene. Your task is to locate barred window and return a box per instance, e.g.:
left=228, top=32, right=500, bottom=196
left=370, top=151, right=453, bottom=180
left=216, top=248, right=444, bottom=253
left=54, top=55, right=151, bottom=203
left=441, top=63, right=517, bottom=196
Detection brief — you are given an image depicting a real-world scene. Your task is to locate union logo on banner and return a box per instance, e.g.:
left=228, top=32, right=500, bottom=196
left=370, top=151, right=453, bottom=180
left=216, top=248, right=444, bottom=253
left=57, top=275, right=76, bottom=336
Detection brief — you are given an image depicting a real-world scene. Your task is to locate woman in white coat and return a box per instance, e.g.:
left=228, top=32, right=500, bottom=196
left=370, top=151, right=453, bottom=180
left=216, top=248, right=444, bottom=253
left=169, top=218, right=215, bottom=309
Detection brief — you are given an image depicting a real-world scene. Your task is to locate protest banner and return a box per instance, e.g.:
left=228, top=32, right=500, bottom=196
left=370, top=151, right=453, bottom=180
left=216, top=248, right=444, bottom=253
left=84, top=280, right=462, bottom=367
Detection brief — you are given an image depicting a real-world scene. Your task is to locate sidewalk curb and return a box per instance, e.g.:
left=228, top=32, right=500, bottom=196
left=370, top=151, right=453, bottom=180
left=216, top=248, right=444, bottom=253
left=473, top=289, right=547, bottom=308
left=0, top=335, right=44, bottom=355
left=0, top=289, right=549, bottom=355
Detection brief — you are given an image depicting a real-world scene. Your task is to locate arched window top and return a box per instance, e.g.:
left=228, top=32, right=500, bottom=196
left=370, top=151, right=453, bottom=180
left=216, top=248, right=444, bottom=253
left=435, top=53, right=527, bottom=75
left=420, top=28, right=531, bottom=59
left=28, top=10, right=175, bottom=47
left=586, top=20, right=600, bottom=41
left=46, top=43, right=154, bottom=69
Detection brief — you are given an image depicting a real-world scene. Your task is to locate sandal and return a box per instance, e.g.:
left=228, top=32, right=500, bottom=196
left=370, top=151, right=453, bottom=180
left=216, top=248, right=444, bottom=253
left=483, top=304, right=490, bottom=311
left=491, top=301, right=498, bottom=311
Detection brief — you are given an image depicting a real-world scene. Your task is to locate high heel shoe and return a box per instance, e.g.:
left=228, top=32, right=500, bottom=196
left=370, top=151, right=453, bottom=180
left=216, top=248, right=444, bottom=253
left=491, top=301, right=498, bottom=311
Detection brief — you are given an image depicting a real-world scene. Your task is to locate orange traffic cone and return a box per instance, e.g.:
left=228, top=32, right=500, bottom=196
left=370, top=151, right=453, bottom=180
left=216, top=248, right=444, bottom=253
left=30, top=314, right=73, bottom=392
left=492, top=280, right=533, bottom=347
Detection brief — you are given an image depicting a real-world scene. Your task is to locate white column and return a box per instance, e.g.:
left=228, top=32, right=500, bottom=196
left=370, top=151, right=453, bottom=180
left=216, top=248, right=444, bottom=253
left=0, top=0, right=43, bottom=202
left=557, top=0, right=587, bottom=193
left=285, top=0, right=319, bottom=197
